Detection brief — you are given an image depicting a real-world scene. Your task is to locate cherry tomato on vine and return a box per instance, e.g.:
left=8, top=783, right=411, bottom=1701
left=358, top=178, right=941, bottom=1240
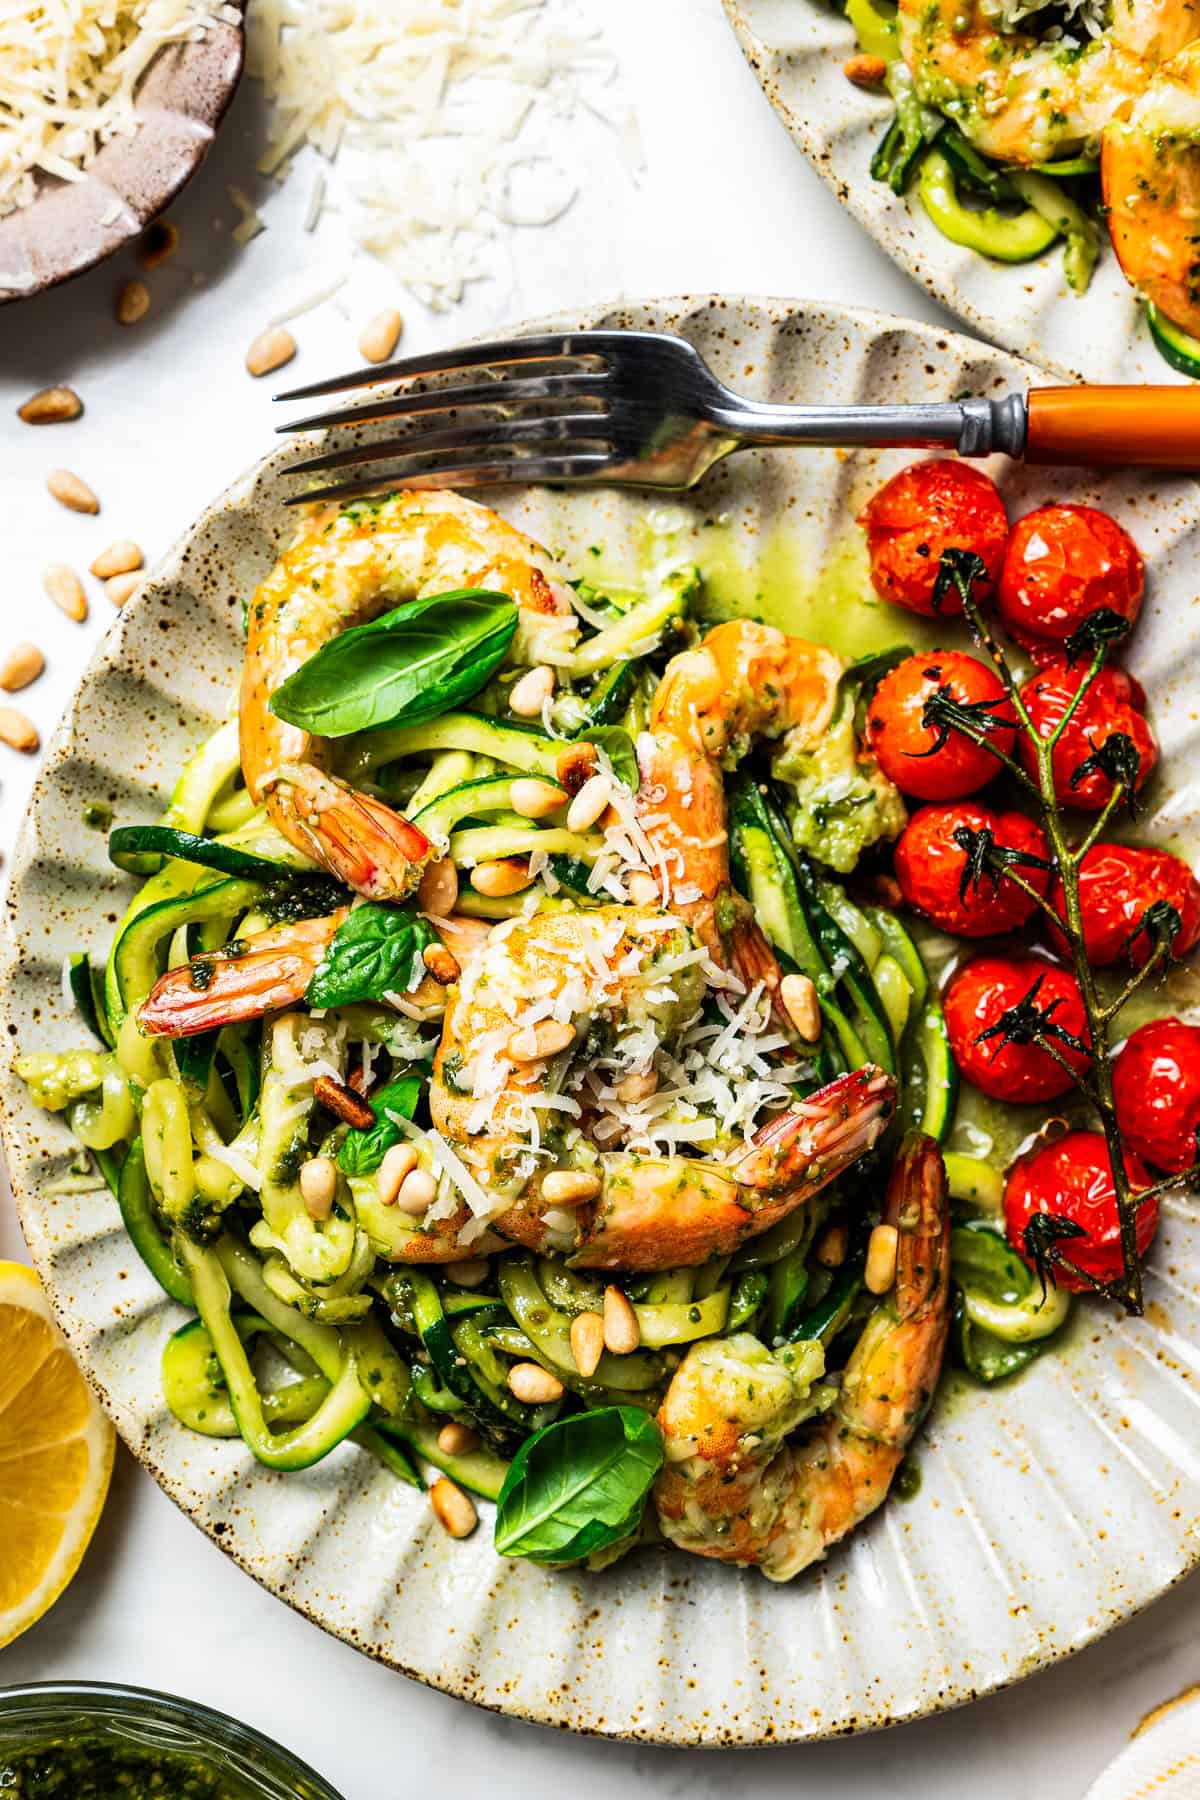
left=893, top=800, right=1050, bottom=937
left=1003, top=1132, right=1157, bottom=1293
left=865, top=650, right=1016, bottom=801
left=1017, top=661, right=1157, bottom=812
left=858, top=460, right=1008, bottom=618
left=944, top=955, right=1090, bottom=1102
left=998, top=504, right=1144, bottom=649
left=1048, top=844, right=1200, bottom=967
left=1113, top=1018, right=1200, bottom=1174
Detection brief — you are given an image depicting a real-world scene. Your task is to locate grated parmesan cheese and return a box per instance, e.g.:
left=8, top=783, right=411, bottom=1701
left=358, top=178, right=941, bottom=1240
left=243, top=0, right=615, bottom=309
left=0, top=0, right=223, bottom=220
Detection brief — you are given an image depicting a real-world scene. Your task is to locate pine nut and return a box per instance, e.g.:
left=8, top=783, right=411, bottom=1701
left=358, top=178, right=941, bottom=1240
left=0, top=708, right=39, bottom=753
left=417, top=858, right=458, bottom=916
left=105, top=573, right=141, bottom=609
left=46, top=469, right=99, bottom=514
left=865, top=1223, right=899, bottom=1295
left=446, top=1257, right=490, bottom=1288
left=843, top=52, right=887, bottom=84
left=18, top=385, right=82, bottom=424
left=299, top=1154, right=337, bottom=1220
left=0, top=644, right=44, bottom=692
left=246, top=326, right=297, bottom=377
left=570, top=1311, right=604, bottom=1379
left=90, top=540, right=143, bottom=579
left=615, top=1069, right=658, bottom=1103
left=471, top=858, right=532, bottom=898
left=437, top=1421, right=478, bottom=1456
left=542, top=1169, right=601, bottom=1205
left=139, top=220, right=179, bottom=269
left=626, top=871, right=660, bottom=906
left=603, top=1285, right=641, bottom=1355
left=116, top=280, right=150, bottom=325
left=358, top=308, right=403, bottom=364
left=377, top=1143, right=418, bottom=1206
left=815, top=1223, right=848, bottom=1269
left=43, top=564, right=87, bottom=621
left=507, top=1019, right=576, bottom=1063
left=566, top=773, right=611, bottom=833
left=509, top=665, right=554, bottom=717
left=780, top=972, right=821, bottom=1043
left=508, top=1361, right=564, bottom=1404
left=510, top=777, right=566, bottom=819
left=422, top=943, right=459, bottom=985
left=430, top=1476, right=477, bottom=1539
left=556, top=741, right=596, bottom=795
left=396, top=1168, right=437, bottom=1216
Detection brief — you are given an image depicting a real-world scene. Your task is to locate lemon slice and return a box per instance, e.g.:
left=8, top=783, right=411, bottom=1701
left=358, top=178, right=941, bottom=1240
left=0, top=1260, right=115, bottom=1648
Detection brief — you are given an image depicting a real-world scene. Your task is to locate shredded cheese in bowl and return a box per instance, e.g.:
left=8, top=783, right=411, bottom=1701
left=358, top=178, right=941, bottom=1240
left=0, top=0, right=229, bottom=219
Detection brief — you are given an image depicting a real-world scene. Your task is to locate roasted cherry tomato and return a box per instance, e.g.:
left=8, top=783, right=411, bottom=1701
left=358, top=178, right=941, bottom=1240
left=1004, top=1132, right=1157, bottom=1292
left=866, top=650, right=1016, bottom=801
left=1018, top=661, right=1157, bottom=812
left=998, top=504, right=1144, bottom=649
left=1114, top=1018, right=1200, bottom=1174
left=944, top=955, right=1090, bottom=1102
left=893, top=800, right=1050, bottom=937
left=1048, top=844, right=1200, bottom=967
left=858, top=460, right=1008, bottom=618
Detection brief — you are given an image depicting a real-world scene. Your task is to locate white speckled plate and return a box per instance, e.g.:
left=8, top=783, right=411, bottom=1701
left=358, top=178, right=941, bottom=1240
left=722, top=0, right=1182, bottom=383
left=4, top=295, right=1200, bottom=1745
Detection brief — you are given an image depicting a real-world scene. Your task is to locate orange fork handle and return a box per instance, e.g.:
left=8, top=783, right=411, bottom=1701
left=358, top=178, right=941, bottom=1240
left=1027, top=387, right=1200, bottom=468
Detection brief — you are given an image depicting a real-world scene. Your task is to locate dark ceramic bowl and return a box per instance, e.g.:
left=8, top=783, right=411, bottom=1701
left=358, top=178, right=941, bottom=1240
left=0, top=6, right=244, bottom=304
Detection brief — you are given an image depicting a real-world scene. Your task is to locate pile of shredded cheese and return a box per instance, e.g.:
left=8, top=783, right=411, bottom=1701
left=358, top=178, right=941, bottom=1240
left=244, top=0, right=615, bottom=308
left=0, top=0, right=232, bottom=221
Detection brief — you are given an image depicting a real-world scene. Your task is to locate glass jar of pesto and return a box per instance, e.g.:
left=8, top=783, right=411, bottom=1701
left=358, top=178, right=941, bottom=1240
left=0, top=1683, right=345, bottom=1799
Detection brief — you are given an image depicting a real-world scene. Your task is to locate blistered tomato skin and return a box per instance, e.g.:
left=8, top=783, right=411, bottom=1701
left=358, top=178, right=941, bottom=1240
left=998, top=504, right=1144, bottom=647
left=1003, top=1132, right=1157, bottom=1292
left=1114, top=1019, right=1200, bottom=1173
left=893, top=800, right=1051, bottom=936
left=1048, top=844, right=1200, bottom=967
left=944, top=955, right=1090, bottom=1102
left=1018, top=661, right=1157, bottom=811
left=866, top=650, right=1017, bottom=801
left=858, top=460, right=1009, bottom=618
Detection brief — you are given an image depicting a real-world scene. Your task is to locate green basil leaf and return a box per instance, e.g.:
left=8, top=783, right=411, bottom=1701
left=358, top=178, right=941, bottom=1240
left=336, top=1074, right=424, bottom=1176
left=494, top=1405, right=663, bottom=1564
left=269, top=589, right=518, bottom=738
left=306, top=904, right=437, bottom=1009
left=586, top=725, right=639, bottom=794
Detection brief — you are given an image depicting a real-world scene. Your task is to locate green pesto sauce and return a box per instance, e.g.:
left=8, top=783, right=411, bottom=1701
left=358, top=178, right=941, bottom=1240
left=0, top=1737, right=263, bottom=1797
left=893, top=1455, right=922, bottom=1501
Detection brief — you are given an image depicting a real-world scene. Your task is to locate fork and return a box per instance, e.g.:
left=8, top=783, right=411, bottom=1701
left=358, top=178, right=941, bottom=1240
left=274, top=328, right=1200, bottom=504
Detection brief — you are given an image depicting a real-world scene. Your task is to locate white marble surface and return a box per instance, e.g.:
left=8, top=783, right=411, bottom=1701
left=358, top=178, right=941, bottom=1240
left=1, top=0, right=1197, bottom=1792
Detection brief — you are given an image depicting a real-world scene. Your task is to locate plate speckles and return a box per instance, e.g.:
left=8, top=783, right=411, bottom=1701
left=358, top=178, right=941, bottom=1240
left=3, top=296, right=1200, bottom=1744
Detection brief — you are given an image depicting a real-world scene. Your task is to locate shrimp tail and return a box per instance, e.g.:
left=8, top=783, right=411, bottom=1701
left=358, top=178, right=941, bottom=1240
left=139, top=910, right=347, bottom=1038
left=268, top=766, right=433, bottom=901
left=728, top=1066, right=896, bottom=1193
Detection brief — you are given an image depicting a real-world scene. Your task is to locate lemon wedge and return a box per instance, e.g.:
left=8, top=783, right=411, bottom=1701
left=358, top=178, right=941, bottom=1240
left=0, top=1260, right=115, bottom=1648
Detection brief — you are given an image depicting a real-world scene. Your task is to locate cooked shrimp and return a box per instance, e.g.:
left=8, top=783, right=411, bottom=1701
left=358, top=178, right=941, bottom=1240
left=654, top=1133, right=949, bottom=1579
left=1103, top=41, right=1200, bottom=335
left=637, top=620, right=843, bottom=988
left=139, top=911, right=491, bottom=1037
left=898, top=0, right=1200, bottom=165
left=429, top=903, right=895, bottom=1270
left=241, top=489, right=576, bottom=900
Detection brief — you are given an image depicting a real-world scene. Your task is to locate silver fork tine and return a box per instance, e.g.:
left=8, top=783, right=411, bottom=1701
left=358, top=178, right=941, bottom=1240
left=277, top=370, right=611, bottom=436
left=273, top=330, right=612, bottom=403
left=285, top=412, right=613, bottom=478
left=285, top=452, right=612, bottom=507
